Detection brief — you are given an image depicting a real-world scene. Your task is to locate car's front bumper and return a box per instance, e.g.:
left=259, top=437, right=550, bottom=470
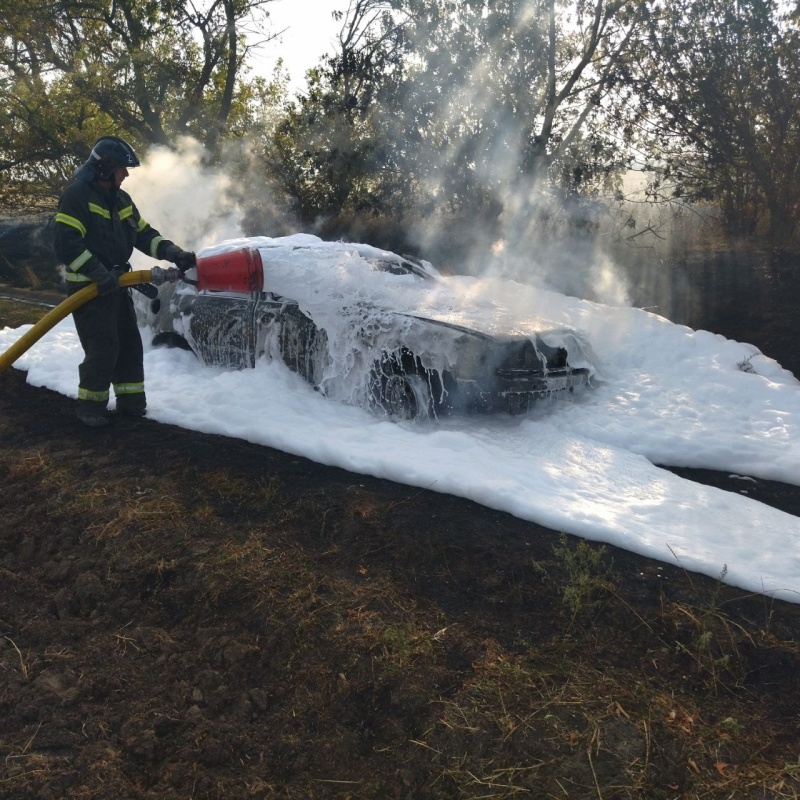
left=444, top=367, right=590, bottom=414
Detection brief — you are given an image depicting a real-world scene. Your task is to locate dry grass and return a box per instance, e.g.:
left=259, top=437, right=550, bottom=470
left=0, top=296, right=51, bottom=328
left=2, top=299, right=800, bottom=799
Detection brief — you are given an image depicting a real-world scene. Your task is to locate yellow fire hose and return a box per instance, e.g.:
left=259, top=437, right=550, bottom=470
left=0, top=269, right=154, bottom=373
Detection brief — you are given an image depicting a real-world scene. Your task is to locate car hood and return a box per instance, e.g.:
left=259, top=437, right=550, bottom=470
left=399, top=311, right=600, bottom=377
left=401, top=308, right=566, bottom=341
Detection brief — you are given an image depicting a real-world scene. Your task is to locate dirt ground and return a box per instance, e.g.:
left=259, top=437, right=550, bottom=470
left=2, top=287, right=800, bottom=799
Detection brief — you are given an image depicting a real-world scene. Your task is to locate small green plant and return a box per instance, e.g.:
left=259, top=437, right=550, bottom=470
left=552, top=534, right=613, bottom=614
left=672, top=565, right=754, bottom=693
left=371, top=622, right=435, bottom=682
left=528, top=558, right=549, bottom=580
left=717, top=716, right=741, bottom=736
left=257, top=476, right=282, bottom=507
left=784, top=756, right=800, bottom=776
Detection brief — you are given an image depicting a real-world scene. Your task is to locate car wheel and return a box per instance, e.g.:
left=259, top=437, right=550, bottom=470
left=382, top=373, right=432, bottom=421
left=151, top=331, right=192, bottom=351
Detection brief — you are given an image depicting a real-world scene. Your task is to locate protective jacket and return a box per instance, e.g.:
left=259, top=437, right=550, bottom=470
left=54, top=176, right=181, bottom=420
left=54, top=179, right=176, bottom=282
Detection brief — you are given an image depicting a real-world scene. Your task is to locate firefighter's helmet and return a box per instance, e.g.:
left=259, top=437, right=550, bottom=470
left=81, top=136, right=141, bottom=181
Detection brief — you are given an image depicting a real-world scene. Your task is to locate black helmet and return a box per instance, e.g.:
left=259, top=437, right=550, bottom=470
left=78, top=136, right=140, bottom=181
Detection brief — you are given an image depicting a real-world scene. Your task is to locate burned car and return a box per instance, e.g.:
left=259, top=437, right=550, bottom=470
left=136, top=235, right=593, bottom=420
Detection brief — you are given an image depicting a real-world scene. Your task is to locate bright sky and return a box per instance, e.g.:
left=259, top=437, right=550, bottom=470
left=4, top=234, right=800, bottom=604
left=254, top=0, right=347, bottom=89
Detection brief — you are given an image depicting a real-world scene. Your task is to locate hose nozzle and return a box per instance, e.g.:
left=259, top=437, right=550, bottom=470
left=150, top=266, right=182, bottom=286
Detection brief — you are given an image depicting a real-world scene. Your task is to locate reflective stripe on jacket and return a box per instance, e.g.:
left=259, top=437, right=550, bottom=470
left=54, top=179, right=174, bottom=282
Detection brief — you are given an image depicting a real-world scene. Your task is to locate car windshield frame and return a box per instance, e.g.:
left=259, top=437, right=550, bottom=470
left=369, top=257, right=436, bottom=281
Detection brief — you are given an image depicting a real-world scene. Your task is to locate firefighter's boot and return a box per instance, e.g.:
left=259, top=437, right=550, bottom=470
left=76, top=400, right=109, bottom=428
left=115, top=394, right=146, bottom=417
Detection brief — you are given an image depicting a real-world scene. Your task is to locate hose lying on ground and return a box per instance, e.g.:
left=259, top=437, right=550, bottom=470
left=0, top=269, right=154, bottom=373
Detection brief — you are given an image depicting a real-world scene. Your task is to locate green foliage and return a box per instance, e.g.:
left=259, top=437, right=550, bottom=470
left=669, top=565, right=756, bottom=693
left=552, top=534, right=613, bottom=615
left=267, top=2, right=415, bottom=243
left=4, top=0, right=800, bottom=249
left=786, top=755, right=800, bottom=776
left=267, top=0, right=647, bottom=262
left=0, top=0, right=278, bottom=209
left=403, top=0, right=646, bottom=204
left=627, top=0, right=800, bottom=242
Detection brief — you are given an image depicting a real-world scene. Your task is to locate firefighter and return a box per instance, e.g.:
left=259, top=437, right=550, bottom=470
left=54, top=136, right=195, bottom=427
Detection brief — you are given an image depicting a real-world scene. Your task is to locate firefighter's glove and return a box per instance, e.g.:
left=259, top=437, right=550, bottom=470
left=94, top=269, right=118, bottom=296
left=164, top=245, right=196, bottom=272
left=112, top=263, right=131, bottom=280
left=174, top=250, right=196, bottom=271
left=82, top=262, right=117, bottom=295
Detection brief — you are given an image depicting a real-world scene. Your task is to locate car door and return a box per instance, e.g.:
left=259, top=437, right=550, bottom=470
left=188, top=294, right=257, bottom=369
left=253, top=293, right=328, bottom=386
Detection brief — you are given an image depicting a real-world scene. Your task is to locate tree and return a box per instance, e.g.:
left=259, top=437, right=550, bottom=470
left=269, top=1, right=414, bottom=243
left=269, top=0, right=651, bottom=262
left=379, top=0, right=652, bottom=267
left=0, top=0, right=278, bottom=209
left=397, top=1, right=647, bottom=193
left=627, top=0, right=800, bottom=242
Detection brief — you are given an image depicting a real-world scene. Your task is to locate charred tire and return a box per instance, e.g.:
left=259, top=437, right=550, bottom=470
left=383, top=373, right=433, bottom=421
left=370, top=348, right=436, bottom=422
left=152, top=331, right=192, bottom=351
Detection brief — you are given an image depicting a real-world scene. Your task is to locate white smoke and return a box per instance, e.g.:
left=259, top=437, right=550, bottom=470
left=125, top=137, right=244, bottom=266
left=386, top=32, right=636, bottom=307
left=121, top=129, right=634, bottom=309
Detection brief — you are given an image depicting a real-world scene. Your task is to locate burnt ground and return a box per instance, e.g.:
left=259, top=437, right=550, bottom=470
left=2, top=282, right=800, bottom=799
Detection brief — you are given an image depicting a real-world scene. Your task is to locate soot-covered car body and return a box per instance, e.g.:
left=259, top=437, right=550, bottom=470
left=137, top=235, right=593, bottom=420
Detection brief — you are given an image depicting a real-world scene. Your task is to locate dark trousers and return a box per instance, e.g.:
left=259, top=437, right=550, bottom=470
left=70, top=285, right=146, bottom=411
